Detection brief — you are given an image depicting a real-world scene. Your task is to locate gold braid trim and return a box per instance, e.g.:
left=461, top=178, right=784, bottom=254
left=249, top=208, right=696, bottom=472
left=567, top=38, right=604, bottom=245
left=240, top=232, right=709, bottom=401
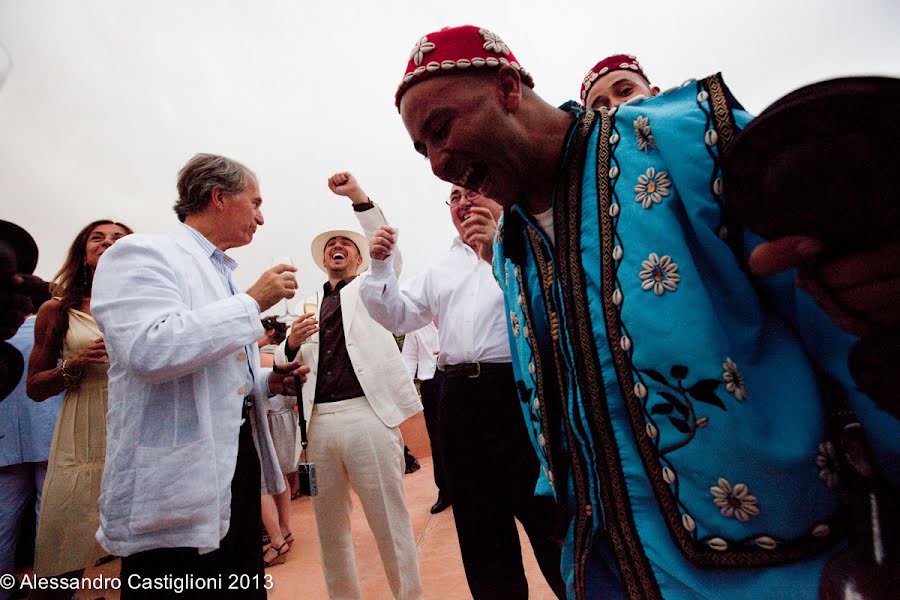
left=523, top=227, right=591, bottom=596
left=555, top=107, right=662, bottom=600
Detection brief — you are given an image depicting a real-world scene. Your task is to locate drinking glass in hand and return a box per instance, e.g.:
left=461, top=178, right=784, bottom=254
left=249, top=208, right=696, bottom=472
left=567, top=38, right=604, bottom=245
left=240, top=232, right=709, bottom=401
left=301, top=291, right=319, bottom=319
left=270, top=256, right=298, bottom=323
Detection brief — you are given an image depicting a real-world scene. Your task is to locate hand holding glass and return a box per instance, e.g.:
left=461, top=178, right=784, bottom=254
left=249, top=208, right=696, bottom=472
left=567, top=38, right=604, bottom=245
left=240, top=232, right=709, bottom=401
left=302, top=291, right=319, bottom=318
left=270, top=256, right=298, bottom=322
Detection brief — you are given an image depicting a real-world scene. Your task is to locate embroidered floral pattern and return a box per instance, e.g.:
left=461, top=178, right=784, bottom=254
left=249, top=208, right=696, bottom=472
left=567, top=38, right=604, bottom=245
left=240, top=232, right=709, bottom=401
left=479, top=28, right=509, bottom=55
left=722, top=357, right=749, bottom=401
left=510, top=311, right=521, bottom=338
left=634, top=167, right=671, bottom=208
left=639, top=253, right=680, bottom=295
left=409, top=36, right=436, bottom=66
left=641, top=365, right=729, bottom=454
left=710, top=478, right=760, bottom=523
left=633, top=116, right=657, bottom=151
left=815, top=441, right=840, bottom=489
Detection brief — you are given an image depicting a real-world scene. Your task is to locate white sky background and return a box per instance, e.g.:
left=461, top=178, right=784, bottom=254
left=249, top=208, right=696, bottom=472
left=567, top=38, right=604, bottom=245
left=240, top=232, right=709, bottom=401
left=1, top=0, right=898, bottom=297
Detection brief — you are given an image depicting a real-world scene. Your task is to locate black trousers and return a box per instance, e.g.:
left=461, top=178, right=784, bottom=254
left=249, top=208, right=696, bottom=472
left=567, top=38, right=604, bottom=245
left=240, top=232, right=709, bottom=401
left=420, top=370, right=448, bottom=496
left=440, top=364, right=566, bottom=600
left=120, top=417, right=266, bottom=599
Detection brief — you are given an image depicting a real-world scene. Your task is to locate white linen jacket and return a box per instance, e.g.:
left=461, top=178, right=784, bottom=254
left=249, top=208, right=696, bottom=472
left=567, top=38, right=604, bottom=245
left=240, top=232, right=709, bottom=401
left=276, top=204, right=422, bottom=430
left=91, top=225, right=283, bottom=557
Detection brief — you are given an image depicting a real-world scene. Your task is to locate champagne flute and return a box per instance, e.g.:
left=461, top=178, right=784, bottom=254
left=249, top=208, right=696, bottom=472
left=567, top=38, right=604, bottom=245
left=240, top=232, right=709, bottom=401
left=301, top=291, right=319, bottom=320
left=270, top=256, right=298, bottom=323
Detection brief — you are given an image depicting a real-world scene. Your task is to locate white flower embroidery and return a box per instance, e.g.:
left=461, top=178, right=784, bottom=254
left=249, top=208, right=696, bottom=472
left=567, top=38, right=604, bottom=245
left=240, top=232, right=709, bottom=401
left=722, top=357, right=749, bottom=401
left=710, top=478, right=760, bottom=523
left=510, top=311, right=520, bottom=337
left=479, top=28, right=509, bottom=55
left=639, top=253, right=681, bottom=295
left=409, top=36, right=436, bottom=66
left=633, top=116, right=657, bottom=151
left=815, top=441, right=840, bottom=489
left=634, top=167, right=671, bottom=208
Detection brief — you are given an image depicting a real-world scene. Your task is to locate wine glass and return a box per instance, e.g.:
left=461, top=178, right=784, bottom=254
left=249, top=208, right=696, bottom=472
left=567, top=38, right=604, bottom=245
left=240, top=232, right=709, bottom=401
left=301, top=291, right=319, bottom=320
left=270, top=256, right=298, bottom=323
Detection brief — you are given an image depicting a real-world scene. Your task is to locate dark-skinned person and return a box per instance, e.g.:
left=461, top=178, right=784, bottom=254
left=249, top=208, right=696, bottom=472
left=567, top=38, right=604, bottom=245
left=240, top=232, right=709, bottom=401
left=392, top=25, right=900, bottom=600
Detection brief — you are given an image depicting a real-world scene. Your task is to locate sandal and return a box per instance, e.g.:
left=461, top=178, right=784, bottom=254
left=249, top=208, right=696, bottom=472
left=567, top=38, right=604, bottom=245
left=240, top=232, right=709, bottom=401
left=283, top=532, right=294, bottom=545
left=263, top=541, right=290, bottom=568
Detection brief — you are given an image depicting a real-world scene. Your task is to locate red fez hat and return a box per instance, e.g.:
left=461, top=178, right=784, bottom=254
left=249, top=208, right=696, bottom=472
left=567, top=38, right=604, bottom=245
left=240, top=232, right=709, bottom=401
left=580, top=54, right=650, bottom=104
left=395, top=25, right=534, bottom=111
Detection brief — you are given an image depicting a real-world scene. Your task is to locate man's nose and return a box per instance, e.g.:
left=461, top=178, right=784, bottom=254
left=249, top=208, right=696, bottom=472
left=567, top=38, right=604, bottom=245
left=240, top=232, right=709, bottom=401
left=256, top=210, right=264, bottom=225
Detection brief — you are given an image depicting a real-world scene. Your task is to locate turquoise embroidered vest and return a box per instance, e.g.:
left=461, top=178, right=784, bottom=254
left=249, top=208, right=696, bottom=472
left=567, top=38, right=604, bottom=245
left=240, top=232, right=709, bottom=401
left=493, top=74, right=900, bottom=600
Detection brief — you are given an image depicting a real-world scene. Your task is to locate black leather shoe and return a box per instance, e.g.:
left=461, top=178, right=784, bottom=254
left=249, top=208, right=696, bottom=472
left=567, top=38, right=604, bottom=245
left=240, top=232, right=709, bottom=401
left=430, top=495, right=450, bottom=514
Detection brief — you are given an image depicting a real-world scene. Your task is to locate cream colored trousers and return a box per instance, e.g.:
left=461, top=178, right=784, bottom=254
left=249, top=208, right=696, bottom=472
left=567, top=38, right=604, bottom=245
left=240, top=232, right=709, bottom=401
left=308, top=396, right=423, bottom=600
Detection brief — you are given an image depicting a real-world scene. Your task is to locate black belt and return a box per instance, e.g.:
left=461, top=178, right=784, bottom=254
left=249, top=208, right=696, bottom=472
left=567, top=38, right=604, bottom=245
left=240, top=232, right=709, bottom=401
left=438, top=362, right=511, bottom=379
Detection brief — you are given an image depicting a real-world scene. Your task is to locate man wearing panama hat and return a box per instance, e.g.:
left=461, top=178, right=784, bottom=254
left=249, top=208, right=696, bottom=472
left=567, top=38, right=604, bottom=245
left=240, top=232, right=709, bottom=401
left=276, top=172, right=423, bottom=599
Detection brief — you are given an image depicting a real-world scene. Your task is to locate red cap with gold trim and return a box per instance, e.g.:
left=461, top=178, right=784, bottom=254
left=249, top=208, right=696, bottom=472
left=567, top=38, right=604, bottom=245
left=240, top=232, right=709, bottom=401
left=580, top=54, right=649, bottom=104
left=395, top=25, right=534, bottom=111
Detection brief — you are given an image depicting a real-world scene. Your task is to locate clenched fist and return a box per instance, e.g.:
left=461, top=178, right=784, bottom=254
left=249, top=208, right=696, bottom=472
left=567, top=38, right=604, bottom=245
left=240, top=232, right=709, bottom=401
left=461, top=207, right=498, bottom=264
left=246, top=264, right=297, bottom=312
left=328, top=172, right=368, bottom=205
left=369, top=226, right=397, bottom=261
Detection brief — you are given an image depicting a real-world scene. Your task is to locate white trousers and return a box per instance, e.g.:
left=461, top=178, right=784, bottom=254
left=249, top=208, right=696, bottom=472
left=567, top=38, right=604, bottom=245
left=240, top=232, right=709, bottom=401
left=308, top=396, right=423, bottom=600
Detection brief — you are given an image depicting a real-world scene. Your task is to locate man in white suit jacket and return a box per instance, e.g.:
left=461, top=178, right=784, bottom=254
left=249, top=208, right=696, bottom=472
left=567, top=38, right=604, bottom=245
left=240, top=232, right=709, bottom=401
left=92, top=154, right=307, bottom=598
left=275, top=172, right=423, bottom=600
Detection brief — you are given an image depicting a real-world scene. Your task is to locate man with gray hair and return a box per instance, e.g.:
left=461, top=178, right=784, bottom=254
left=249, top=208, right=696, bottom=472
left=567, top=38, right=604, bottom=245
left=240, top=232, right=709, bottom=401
left=92, top=153, right=307, bottom=598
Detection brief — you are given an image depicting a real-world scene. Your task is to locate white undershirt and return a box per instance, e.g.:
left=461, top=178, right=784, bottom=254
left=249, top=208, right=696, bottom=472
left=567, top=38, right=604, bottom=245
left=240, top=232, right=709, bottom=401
left=532, top=208, right=555, bottom=245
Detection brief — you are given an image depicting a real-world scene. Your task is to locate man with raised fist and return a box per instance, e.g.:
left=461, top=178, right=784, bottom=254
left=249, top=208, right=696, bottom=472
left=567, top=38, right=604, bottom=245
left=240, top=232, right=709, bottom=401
left=276, top=171, right=424, bottom=600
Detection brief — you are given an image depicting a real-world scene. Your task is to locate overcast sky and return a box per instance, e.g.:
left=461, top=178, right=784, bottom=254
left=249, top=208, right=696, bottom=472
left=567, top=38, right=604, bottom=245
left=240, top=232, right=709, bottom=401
left=1, top=0, right=898, bottom=299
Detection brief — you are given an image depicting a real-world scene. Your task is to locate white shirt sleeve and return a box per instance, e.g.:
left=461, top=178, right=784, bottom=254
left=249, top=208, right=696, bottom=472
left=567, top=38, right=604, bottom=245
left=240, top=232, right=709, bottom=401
left=401, top=330, right=419, bottom=380
left=355, top=202, right=402, bottom=277
left=358, top=255, right=434, bottom=336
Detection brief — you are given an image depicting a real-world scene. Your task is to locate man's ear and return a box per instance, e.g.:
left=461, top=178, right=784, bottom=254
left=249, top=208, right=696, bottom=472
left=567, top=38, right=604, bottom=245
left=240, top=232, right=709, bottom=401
left=496, top=65, right=522, bottom=113
left=211, top=187, right=227, bottom=211
left=651, top=86, right=661, bottom=97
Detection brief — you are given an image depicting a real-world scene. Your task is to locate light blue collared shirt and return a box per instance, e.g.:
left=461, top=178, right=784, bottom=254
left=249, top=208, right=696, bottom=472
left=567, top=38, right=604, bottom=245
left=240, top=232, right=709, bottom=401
left=181, top=223, right=258, bottom=396
left=0, top=316, right=64, bottom=466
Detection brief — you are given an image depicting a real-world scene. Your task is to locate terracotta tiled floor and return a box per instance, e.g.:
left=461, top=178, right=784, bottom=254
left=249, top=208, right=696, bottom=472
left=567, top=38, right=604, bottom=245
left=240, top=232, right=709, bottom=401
left=66, top=416, right=556, bottom=599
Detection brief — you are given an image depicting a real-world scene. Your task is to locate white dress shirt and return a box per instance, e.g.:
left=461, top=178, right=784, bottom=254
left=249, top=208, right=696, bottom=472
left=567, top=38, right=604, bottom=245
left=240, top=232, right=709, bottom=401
left=359, top=236, right=511, bottom=366
left=402, top=323, right=439, bottom=381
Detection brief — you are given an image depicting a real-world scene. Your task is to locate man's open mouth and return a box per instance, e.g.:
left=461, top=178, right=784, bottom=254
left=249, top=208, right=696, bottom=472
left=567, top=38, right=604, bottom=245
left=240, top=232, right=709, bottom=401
left=458, top=162, right=486, bottom=192
left=331, top=251, right=346, bottom=260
